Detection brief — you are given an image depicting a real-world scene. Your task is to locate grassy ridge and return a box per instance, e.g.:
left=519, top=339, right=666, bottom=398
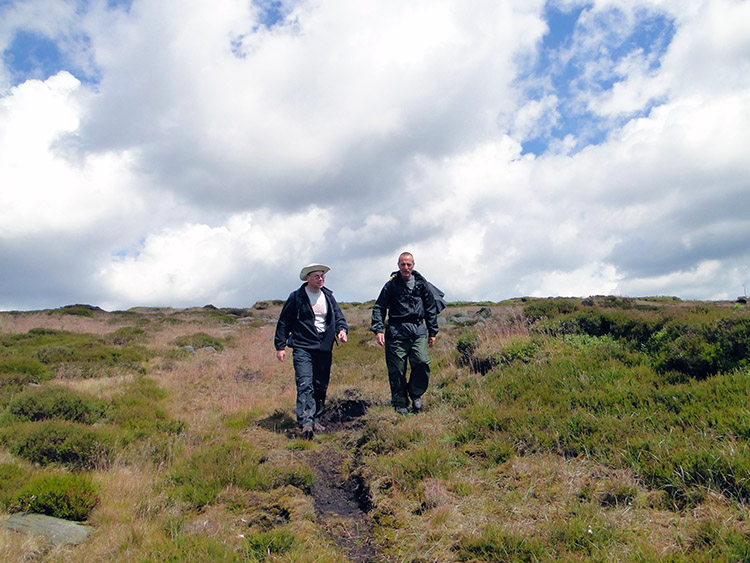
left=0, top=298, right=749, bottom=561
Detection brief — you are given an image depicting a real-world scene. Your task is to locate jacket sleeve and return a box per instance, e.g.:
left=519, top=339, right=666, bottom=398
left=370, top=283, right=390, bottom=333
left=421, top=282, right=439, bottom=337
left=274, top=292, right=297, bottom=350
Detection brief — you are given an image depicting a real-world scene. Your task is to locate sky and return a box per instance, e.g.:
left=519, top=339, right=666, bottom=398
left=1, top=0, right=749, bottom=311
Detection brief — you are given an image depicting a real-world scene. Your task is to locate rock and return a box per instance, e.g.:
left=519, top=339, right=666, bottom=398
left=474, top=307, right=492, bottom=319
left=3, top=513, right=93, bottom=546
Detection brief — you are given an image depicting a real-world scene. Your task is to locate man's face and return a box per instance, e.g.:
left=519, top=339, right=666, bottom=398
left=398, top=255, right=414, bottom=279
left=305, top=271, right=326, bottom=290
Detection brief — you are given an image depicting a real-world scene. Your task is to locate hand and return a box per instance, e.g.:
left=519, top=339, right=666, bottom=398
left=376, top=332, right=385, bottom=347
left=428, top=336, right=436, bottom=348
left=276, top=349, right=286, bottom=362
left=338, top=330, right=348, bottom=343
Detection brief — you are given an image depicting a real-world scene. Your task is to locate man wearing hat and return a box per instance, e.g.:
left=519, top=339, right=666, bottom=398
left=274, top=264, right=349, bottom=439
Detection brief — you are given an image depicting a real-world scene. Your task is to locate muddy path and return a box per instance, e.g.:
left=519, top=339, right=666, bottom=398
left=308, top=397, right=379, bottom=562
left=307, top=447, right=377, bottom=562
left=258, top=394, right=380, bottom=561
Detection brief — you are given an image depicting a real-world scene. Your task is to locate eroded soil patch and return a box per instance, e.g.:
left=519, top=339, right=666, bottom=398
left=307, top=448, right=377, bottom=562
left=257, top=393, right=379, bottom=559
left=319, top=397, right=370, bottom=431
left=256, top=397, right=371, bottom=435
left=310, top=394, right=378, bottom=561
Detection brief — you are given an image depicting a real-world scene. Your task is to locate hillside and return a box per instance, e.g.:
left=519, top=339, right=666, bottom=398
left=1, top=296, right=749, bottom=561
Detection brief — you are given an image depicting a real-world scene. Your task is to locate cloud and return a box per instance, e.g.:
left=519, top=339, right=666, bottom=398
left=95, top=207, right=331, bottom=309
left=72, top=1, right=546, bottom=210
left=1, top=0, right=749, bottom=310
left=0, top=72, right=147, bottom=238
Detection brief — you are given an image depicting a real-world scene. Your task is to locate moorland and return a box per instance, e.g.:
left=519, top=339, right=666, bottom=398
left=1, top=296, right=749, bottom=561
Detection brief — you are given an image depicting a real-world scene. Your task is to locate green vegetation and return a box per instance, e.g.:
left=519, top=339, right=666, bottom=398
left=456, top=330, right=750, bottom=508
left=0, top=327, right=150, bottom=388
left=1, top=297, right=749, bottom=561
left=4, top=386, right=107, bottom=424
left=0, top=462, right=30, bottom=508
left=107, top=376, right=186, bottom=438
left=168, top=439, right=313, bottom=509
left=8, top=472, right=99, bottom=520
left=174, top=331, right=225, bottom=351
left=48, top=304, right=105, bottom=318
left=244, top=529, right=296, bottom=560
left=7, top=420, right=115, bottom=469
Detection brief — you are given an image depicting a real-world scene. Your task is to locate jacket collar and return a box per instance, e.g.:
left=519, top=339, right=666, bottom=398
left=390, top=270, right=425, bottom=283
left=299, top=283, right=333, bottom=296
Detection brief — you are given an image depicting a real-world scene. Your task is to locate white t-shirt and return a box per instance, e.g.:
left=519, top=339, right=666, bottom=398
left=305, top=288, right=327, bottom=333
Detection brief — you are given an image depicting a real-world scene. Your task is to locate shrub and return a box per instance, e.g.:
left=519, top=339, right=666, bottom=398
left=523, top=298, right=580, bottom=322
left=652, top=319, right=750, bottom=378
left=2, top=329, right=149, bottom=377
left=51, top=304, right=103, bottom=317
left=653, top=331, right=718, bottom=379
left=174, top=332, right=224, bottom=352
left=9, top=472, right=99, bottom=520
left=11, top=420, right=114, bottom=469
left=109, top=326, right=146, bottom=345
left=32, top=345, right=76, bottom=364
left=0, top=463, right=30, bottom=508
left=456, top=332, right=479, bottom=361
left=6, top=386, right=107, bottom=424
left=0, top=357, right=54, bottom=404
left=491, top=337, right=542, bottom=366
left=0, top=356, right=50, bottom=378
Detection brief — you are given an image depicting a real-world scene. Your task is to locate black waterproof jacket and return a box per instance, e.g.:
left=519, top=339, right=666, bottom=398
left=371, top=270, right=439, bottom=340
left=274, top=284, right=348, bottom=352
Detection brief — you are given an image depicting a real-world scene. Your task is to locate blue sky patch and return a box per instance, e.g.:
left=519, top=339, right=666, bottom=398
left=106, top=0, right=133, bottom=9
left=520, top=3, right=675, bottom=156
left=3, top=31, right=66, bottom=84
left=3, top=29, right=100, bottom=87
left=256, top=0, right=286, bottom=28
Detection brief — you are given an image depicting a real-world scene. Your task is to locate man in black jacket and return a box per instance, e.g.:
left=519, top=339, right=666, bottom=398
left=275, top=264, right=348, bottom=439
left=371, top=252, right=439, bottom=414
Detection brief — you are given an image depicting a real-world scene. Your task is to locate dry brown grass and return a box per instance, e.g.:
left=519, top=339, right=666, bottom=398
left=152, top=322, right=298, bottom=435
left=0, top=312, right=125, bottom=336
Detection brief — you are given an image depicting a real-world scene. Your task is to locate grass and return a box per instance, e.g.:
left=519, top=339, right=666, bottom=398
left=1, top=298, right=750, bottom=560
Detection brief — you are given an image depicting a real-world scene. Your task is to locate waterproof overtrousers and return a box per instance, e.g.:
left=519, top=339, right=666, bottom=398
left=292, top=348, right=332, bottom=427
left=384, top=335, right=430, bottom=409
